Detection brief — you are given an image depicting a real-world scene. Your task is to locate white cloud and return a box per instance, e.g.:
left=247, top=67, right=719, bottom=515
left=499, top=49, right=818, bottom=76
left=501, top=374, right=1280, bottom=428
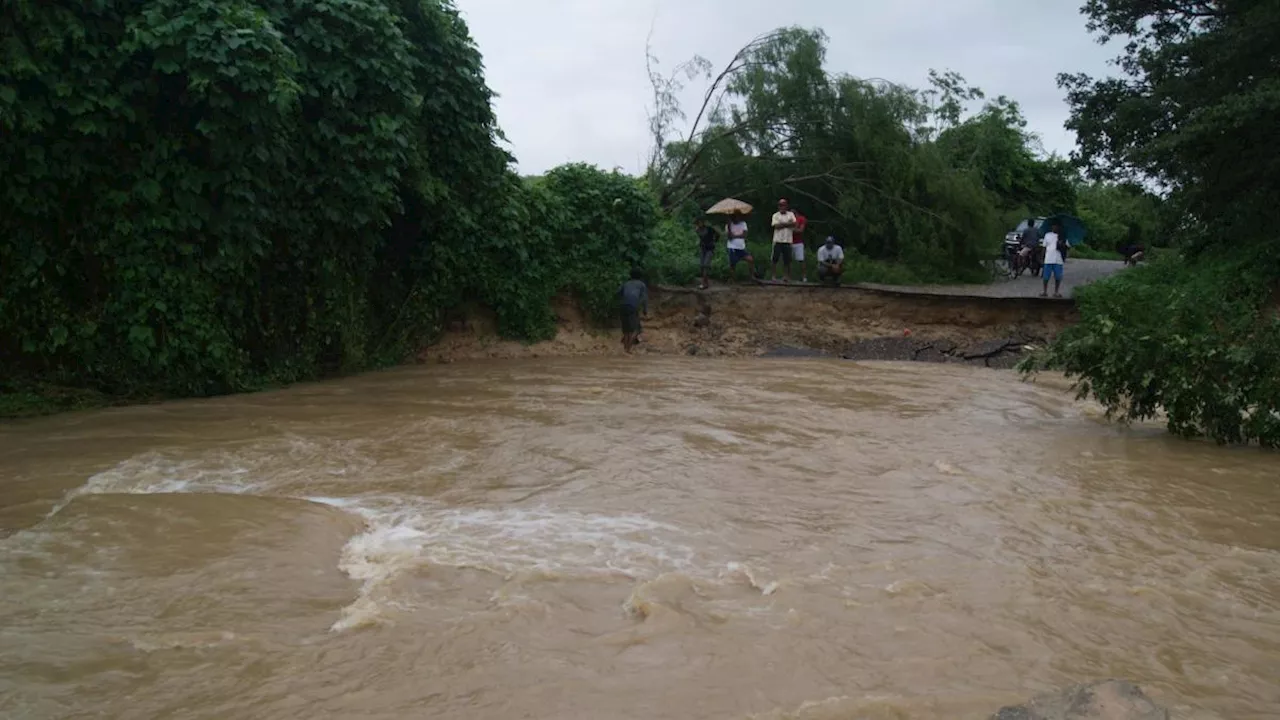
left=455, top=0, right=1115, bottom=174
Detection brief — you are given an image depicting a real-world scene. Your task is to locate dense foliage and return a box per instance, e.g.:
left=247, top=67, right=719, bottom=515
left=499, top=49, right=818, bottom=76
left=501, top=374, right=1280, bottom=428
left=0, top=0, right=656, bottom=408
left=1027, top=255, right=1280, bottom=446
left=644, top=29, right=1084, bottom=283
left=1027, top=0, right=1280, bottom=445
left=1074, top=182, right=1166, bottom=254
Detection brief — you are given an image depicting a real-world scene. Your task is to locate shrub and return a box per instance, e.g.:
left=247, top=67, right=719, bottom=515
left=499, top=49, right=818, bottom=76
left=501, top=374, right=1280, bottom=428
left=1021, top=252, right=1280, bottom=446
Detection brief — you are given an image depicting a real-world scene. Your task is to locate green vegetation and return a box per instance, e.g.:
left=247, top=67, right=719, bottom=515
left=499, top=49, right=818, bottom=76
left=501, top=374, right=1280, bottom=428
left=1023, top=0, right=1280, bottom=446
left=642, top=30, right=1085, bottom=284
left=10, top=0, right=1254, bottom=442
left=0, top=0, right=656, bottom=416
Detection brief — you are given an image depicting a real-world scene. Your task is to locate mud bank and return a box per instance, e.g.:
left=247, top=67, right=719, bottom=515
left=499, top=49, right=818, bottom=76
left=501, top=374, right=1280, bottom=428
left=418, top=285, right=1076, bottom=363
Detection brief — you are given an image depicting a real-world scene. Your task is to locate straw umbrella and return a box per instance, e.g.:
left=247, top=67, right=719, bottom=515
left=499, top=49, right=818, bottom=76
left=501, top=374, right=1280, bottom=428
left=705, top=198, right=753, bottom=215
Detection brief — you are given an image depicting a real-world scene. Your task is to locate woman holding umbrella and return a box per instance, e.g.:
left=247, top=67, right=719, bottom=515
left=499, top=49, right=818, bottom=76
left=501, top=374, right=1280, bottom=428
left=706, top=198, right=756, bottom=283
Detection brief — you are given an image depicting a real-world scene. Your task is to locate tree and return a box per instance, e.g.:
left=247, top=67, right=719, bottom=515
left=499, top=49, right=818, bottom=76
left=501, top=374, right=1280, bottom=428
left=645, top=29, right=1007, bottom=280
left=1074, top=182, right=1165, bottom=252
left=936, top=96, right=1079, bottom=216
left=1059, top=0, right=1279, bottom=257
left=1027, top=0, right=1280, bottom=446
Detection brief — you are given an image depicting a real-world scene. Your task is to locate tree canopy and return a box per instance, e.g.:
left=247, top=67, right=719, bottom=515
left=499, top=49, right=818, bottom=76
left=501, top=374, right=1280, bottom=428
left=1029, top=0, right=1280, bottom=446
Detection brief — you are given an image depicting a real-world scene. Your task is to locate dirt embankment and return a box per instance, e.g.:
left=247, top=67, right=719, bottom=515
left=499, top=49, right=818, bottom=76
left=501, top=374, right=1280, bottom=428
left=418, top=285, right=1078, bottom=363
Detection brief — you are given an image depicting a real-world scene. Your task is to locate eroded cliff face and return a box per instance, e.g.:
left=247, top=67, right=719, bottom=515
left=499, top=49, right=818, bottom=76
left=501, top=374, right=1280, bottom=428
left=418, top=285, right=1077, bottom=363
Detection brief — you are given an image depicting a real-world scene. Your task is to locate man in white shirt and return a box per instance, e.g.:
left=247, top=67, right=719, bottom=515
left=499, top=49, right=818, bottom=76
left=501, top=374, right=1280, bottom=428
left=769, top=198, right=797, bottom=282
left=816, top=236, right=845, bottom=285
left=725, top=216, right=754, bottom=282
left=1040, top=222, right=1066, bottom=298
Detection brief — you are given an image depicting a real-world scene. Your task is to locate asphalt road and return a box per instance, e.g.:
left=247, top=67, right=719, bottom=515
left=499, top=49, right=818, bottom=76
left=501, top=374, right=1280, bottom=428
left=856, top=259, right=1126, bottom=300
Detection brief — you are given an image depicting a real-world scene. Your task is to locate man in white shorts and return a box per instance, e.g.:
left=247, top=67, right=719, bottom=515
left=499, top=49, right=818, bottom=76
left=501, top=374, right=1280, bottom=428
left=791, top=207, right=808, bottom=282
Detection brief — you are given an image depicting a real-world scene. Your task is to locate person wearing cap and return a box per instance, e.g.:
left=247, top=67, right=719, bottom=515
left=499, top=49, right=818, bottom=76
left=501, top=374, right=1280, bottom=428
left=816, top=236, right=845, bottom=285
left=770, top=198, right=797, bottom=283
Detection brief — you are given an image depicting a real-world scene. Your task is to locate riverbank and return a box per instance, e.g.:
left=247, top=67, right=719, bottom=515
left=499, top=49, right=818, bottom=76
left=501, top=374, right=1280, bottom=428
left=419, top=283, right=1078, bottom=363
left=1, top=283, right=1081, bottom=420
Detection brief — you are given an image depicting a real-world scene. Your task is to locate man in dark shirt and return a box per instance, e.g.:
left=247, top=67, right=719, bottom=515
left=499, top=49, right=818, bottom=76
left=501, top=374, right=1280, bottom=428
left=695, top=218, right=719, bottom=290
left=619, top=268, right=649, bottom=354
left=1019, top=219, right=1041, bottom=272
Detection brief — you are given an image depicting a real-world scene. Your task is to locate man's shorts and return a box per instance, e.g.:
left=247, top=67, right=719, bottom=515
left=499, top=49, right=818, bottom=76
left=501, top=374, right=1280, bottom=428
left=792, top=243, right=805, bottom=262
left=699, top=249, right=714, bottom=270
left=620, top=305, right=641, bottom=334
left=771, top=242, right=792, bottom=265
left=1043, top=263, right=1064, bottom=282
left=728, top=248, right=751, bottom=267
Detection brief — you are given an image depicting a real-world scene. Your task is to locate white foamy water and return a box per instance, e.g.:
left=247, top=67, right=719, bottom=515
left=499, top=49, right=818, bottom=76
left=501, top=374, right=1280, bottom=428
left=39, top=451, right=739, bottom=634
left=326, top=502, right=706, bottom=631
left=44, top=452, right=263, bottom=518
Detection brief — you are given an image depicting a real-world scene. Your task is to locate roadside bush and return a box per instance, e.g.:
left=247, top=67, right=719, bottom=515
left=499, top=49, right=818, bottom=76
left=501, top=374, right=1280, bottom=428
left=534, top=164, right=658, bottom=323
left=1021, top=252, right=1280, bottom=446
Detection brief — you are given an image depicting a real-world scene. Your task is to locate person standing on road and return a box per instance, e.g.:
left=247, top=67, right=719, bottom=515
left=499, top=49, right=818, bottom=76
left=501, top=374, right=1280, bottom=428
left=694, top=218, right=718, bottom=290
left=770, top=198, right=797, bottom=283
left=816, top=236, right=845, bottom=285
left=619, top=268, right=649, bottom=354
left=791, top=207, right=808, bottom=282
left=1040, top=222, right=1066, bottom=298
left=725, top=215, right=754, bottom=282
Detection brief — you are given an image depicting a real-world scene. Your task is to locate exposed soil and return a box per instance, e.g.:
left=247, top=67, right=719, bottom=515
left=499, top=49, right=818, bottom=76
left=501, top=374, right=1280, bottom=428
left=417, top=285, right=1077, bottom=364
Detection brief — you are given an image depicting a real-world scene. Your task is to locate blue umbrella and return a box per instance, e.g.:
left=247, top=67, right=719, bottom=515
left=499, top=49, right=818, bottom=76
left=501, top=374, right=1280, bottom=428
left=1037, top=214, right=1087, bottom=247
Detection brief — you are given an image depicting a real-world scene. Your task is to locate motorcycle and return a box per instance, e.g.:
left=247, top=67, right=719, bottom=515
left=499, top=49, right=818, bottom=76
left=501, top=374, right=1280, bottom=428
left=1003, top=238, right=1037, bottom=278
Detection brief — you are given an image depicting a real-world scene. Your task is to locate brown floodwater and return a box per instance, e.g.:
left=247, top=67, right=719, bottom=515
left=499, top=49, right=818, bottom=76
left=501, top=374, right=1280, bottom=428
left=1, top=358, right=1277, bottom=720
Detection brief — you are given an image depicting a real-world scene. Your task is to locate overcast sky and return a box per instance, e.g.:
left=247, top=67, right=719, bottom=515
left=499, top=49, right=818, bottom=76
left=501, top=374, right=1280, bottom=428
left=453, top=0, right=1116, bottom=175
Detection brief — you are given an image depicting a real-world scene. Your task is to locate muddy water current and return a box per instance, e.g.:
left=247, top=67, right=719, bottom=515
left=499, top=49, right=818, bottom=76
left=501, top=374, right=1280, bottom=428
left=1, top=359, right=1278, bottom=719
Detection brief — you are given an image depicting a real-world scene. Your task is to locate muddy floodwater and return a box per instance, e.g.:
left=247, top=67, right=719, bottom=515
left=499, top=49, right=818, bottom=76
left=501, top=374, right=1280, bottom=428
left=1, top=358, right=1278, bottom=720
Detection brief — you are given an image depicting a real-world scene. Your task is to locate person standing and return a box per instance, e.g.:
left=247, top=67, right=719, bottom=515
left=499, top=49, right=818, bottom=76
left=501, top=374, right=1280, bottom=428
left=694, top=218, right=718, bottom=290
left=1040, top=222, right=1066, bottom=298
left=816, top=236, right=845, bottom=285
left=619, top=268, right=649, bottom=353
left=770, top=198, right=797, bottom=283
left=725, top=215, right=754, bottom=282
left=791, top=207, right=808, bottom=282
